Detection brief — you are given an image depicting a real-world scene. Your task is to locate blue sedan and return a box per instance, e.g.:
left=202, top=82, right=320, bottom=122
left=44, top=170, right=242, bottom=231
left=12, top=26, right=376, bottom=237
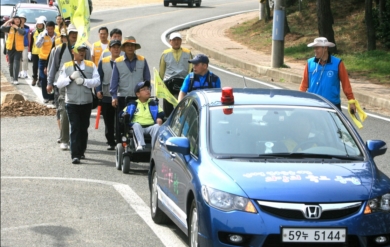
left=148, top=88, right=390, bottom=247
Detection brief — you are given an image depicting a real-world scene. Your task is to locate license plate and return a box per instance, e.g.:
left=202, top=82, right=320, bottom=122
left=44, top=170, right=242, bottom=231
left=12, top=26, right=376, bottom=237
left=282, top=227, right=346, bottom=242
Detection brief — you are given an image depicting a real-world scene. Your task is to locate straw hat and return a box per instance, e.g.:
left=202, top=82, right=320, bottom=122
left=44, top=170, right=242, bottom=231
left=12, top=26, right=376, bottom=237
left=121, top=36, right=141, bottom=50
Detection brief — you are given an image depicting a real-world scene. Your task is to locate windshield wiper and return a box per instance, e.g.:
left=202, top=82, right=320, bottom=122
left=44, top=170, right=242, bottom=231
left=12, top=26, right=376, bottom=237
left=258, top=153, right=364, bottom=161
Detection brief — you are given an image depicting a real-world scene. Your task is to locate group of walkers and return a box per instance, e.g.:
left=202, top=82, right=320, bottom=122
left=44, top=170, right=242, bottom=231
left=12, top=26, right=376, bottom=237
left=1, top=15, right=221, bottom=164
left=2, top=11, right=358, bottom=165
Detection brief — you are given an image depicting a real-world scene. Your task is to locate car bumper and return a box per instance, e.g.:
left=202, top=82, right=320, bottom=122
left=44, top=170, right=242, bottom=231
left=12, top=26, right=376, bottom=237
left=198, top=202, right=390, bottom=247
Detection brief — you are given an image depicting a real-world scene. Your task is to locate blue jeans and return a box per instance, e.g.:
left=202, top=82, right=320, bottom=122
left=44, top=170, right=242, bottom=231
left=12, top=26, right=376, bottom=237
left=66, top=103, right=92, bottom=159
left=38, top=59, right=53, bottom=100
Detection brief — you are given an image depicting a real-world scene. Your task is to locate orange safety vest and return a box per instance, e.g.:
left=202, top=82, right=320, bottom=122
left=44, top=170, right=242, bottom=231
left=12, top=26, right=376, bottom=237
left=93, top=41, right=107, bottom=66
left=39, top=35, right=54, bottom=60
left=6, top=27, right=24, bottom=51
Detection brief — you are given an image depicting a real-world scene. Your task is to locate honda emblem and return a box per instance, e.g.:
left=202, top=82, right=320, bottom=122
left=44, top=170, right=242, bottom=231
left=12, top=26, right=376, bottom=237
left=304, top=205, right=322, bottom=219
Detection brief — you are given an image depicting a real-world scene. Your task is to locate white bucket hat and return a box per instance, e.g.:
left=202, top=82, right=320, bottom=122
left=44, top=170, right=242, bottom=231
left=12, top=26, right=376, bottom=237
left=307, top=37, right=335, bottom=47
left=67, top=24, right=78, bottom=34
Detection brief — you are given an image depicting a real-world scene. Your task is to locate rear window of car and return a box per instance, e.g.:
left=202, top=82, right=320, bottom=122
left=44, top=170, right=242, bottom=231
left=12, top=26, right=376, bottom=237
left=209, top=106, right=362, bottom=157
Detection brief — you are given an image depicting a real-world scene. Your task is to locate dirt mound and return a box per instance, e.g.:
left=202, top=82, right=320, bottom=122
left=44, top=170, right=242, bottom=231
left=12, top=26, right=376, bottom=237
left=1, top=101, right=56, bottom=117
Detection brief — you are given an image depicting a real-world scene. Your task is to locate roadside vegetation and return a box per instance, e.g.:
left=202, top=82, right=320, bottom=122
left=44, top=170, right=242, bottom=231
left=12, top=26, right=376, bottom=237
left=227, top=0, right=390, bottom=84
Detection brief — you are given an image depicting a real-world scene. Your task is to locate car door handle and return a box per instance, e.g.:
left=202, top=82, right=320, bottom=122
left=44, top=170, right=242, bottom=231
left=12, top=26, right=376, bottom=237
left=159, top=137, right=164, bottom=144
left=169, top=152, right=176, bottom=158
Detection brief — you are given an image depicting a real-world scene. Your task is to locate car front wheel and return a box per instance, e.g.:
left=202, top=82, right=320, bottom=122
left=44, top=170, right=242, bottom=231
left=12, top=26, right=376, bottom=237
left=150, top=166, right=169, bottom=224
left=188, top=200, right=199, bottom=247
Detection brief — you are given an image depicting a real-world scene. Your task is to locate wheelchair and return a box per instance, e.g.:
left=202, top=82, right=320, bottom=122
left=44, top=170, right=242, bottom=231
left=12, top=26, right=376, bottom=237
left=115, top=96, right=157, bottom=174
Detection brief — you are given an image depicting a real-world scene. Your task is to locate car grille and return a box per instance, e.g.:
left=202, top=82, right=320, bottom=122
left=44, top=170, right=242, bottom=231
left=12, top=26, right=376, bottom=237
left=257, top=201, right=362, bottom=220
left=259, top=204, right=361, bottom=220
left=263, top=234, right=361, bottom=247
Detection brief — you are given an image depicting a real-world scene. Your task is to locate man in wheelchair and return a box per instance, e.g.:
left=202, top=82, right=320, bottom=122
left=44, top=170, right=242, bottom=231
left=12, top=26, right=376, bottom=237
left=121, top=80, right=164, bottom=151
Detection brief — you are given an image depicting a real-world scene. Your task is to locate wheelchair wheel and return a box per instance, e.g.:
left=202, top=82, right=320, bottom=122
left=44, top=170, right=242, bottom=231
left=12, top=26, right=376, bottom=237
left=116, top=144, right=123, bottom=170
left=122, top=156, right=130, bottom=174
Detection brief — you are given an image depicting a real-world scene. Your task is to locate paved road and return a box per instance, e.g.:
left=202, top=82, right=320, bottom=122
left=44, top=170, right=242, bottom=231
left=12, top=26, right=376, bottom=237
left=1, top=0, right=389, bottom=246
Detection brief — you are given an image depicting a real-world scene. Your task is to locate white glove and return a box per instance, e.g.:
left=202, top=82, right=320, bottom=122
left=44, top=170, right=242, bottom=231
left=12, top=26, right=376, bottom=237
left=28, top=52, right=31, bottom=61
left=70, top=71, right=81, bottom=80
left=75, top=77, right=84, bottom=85
left=42, top=30, right=48, bottom=36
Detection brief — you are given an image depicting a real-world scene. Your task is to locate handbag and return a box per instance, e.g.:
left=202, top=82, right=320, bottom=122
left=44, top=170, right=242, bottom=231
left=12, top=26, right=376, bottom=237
left=164, top=78, right=184, bottom=94
left=74, top=64, right=99, bottom=109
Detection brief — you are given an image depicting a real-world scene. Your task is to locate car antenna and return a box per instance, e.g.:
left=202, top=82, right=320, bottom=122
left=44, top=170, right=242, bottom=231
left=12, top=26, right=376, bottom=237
left=243, top=76, right=247, bottom=88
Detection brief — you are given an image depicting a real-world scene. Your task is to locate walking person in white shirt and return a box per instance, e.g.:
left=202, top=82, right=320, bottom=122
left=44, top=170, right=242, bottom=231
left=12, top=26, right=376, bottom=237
left=56, top=44, right=100, bottom=164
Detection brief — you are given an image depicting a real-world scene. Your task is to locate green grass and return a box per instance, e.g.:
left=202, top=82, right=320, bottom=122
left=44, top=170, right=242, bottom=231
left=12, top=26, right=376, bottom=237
left=339, top=50, right=390, bottom=83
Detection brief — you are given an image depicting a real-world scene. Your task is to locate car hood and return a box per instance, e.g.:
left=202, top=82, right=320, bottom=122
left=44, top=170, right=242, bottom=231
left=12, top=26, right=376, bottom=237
left=1, top=6, right=13, bottom=16
left=213, top=160, right=373, bottom=202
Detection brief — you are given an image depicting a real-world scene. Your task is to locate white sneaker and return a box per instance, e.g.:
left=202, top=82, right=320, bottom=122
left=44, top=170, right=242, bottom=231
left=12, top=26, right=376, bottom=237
left=60, top=143, right=68, bottom=150
left=21, top=71, right=28, bottom=78
left=13, top=81, right=19, bottom=85
left=136, top=145, right=144, bottom=151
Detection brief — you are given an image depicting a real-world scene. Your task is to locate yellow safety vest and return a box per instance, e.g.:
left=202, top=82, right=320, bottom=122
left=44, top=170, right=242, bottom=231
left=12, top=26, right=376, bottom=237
left=31, top=30, right=41, bottom=55
left=39, top=35, right=54, bottom=60
left=55, top=37, right=62, bottom=46
left=93, top=41, right=107, bottom=66
left=6, top=27, right=24, bottom=51
left=54, top=26, right=60, bottom=37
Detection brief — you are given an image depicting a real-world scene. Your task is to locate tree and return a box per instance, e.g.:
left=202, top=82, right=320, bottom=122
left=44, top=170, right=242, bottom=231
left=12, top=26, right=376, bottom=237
left=317, top=0, right=337, bottom=53
left=365, top=0, right=377, bottom=50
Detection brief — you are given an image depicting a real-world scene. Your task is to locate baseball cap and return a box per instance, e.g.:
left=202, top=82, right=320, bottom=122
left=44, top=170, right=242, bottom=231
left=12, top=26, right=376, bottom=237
left=73, top=43, right=88, bottom=50
left=134, top=81, right=151, bottom=95
left=169, top=32, right=181, bottom=40
left=109, top=39, right=121, bottom=47
left=77, top=43, right=88, bottom=50
left=188, top=54, right=209, bottom=64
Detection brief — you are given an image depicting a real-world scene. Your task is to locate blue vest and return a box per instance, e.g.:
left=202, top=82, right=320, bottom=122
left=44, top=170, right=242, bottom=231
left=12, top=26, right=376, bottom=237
left=307, top=56, right=341, bottom=105
left=189, top=71, right=218, bottom=92
left=125, top=100, right=159, bottom=126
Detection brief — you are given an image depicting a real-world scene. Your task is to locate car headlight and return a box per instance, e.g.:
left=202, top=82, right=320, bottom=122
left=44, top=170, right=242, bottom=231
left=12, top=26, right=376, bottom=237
left=201, top=186, right=257, bottom=213
left=365, top=193, right=390, bottom=214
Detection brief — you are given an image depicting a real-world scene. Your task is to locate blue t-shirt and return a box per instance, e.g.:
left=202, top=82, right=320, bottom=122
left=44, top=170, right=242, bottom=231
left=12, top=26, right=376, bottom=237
left=180, top=71, right=221, bottom=93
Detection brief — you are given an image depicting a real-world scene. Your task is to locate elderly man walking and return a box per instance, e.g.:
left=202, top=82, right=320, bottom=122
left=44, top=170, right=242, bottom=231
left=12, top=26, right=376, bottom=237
left=110, top=36, right=151, bottom=143
left=159, top=32, right=192, bottom=116
left=299, top=37, right=356, bottom=112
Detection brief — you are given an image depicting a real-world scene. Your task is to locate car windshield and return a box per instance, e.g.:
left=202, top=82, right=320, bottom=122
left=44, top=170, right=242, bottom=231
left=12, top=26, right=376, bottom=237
left=209, top=106, right=363, bottom=159
left=16, top=8, right=58, bottom=23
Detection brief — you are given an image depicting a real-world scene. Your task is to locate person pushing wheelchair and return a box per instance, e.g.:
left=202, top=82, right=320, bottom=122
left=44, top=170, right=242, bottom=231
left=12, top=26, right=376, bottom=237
left=121, top=81, right=164, bottom=151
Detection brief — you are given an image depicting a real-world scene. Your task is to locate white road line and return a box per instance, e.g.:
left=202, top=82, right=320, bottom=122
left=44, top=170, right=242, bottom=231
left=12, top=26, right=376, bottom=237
left=114, top=184, right=186, bottom=247
left=1, top=176, right=185, bottom=247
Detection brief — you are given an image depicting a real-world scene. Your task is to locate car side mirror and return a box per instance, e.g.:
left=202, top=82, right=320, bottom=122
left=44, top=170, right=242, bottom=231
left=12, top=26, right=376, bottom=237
left=166, top=137, right=190, bottom=156
left=366, top=140, right=387, bottom=158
